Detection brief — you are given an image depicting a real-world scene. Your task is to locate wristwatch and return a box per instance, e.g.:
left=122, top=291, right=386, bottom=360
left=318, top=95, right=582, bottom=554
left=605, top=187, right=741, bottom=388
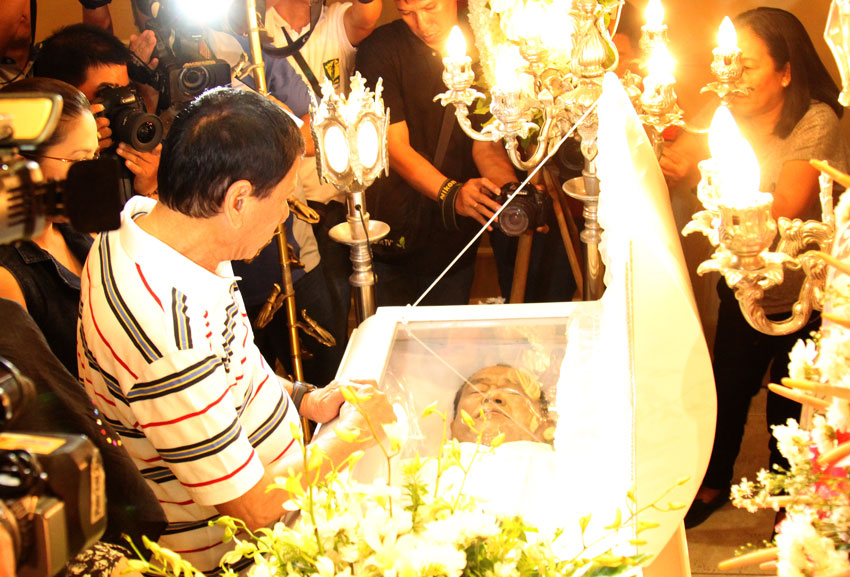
left=291, top=381, right=317, bottom=413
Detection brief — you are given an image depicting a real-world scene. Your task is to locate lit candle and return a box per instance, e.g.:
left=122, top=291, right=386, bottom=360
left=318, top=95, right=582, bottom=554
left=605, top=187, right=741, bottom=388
left=495, top=45, right=523, bottom=92
left=490, top=46, right=525, bottom=128
left=717, top=17, right=738, bottom=54
left=446, top=25, right=466, bottom=61
left=442, top=26, right=473, bottom=91
left=645, top=0, right=664, bottom=32
left=710, top=17, right=743, bottom=84
left=644, top=44, right=675, bottom=91
left=639, top=0, right=667, bottom=53
left=640, top=43, right=676, bottom=112
left=519, top=0, right=545, bottom=41
left=708, top=106, right=764, bottom=208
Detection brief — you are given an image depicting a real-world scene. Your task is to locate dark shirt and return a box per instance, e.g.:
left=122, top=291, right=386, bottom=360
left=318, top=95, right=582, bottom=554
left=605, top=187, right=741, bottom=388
left=0, top=224, right=93, bottom=377
left=355, top=18, right=480, bottom=270
left=0, top=299, right=166, bottom=553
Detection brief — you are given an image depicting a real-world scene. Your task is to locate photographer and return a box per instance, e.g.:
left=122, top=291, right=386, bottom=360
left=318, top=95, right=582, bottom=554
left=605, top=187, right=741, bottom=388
left=355, top=0, right=519, bottom=306
left=0, top=78, right=99, bottom=379
left=33, top=24, right=161, bottom=198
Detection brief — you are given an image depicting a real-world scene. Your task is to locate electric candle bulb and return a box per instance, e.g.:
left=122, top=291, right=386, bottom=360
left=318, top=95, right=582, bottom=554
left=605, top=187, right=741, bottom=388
left=520, top=0, right=546, bottom=40
left=447, top=26, right=466, bottom=60
left=495, top=46, right=523, bottom=91
left=717, top=17, right=738, bottom=53
left=645, top=0, right=664, bottom=31
left=708, top=105, right=737, bottom=159
left=709, top=106, right=762, bottom=207
left=646, top=44, right=675, bottom=87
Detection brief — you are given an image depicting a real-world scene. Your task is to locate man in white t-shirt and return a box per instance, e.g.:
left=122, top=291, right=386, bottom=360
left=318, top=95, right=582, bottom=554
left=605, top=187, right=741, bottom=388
left=265, top=0, right=383, bottom=338
left=78, top=88, right=395, bottom=573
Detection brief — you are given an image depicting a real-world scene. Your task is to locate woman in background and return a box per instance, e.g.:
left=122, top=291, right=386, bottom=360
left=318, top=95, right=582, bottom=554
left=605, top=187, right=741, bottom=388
left=661, top=7, right=850, bottom=528
left=0, top=77, right=99, bottom=378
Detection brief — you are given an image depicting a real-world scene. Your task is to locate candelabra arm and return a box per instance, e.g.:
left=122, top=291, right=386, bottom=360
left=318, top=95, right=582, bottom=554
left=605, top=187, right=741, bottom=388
left=503, top=116, right=556, bottom=172
left=454, top=102, right=501, bottom=142
left=733, top=277, right=818, bottom=336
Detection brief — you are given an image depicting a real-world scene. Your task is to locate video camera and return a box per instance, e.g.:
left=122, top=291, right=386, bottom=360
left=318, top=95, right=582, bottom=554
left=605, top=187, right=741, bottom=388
left=0, top=93, right=128, bottom=244
left=0, top=357, right=106, bottom=577
left=129, top=0, right=231, bottom=113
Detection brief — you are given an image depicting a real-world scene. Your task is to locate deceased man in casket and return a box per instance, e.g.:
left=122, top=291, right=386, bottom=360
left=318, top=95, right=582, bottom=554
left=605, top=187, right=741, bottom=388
left=437, top=365, right=562, bottom=533
left=450, top=364, right=555, bottom=445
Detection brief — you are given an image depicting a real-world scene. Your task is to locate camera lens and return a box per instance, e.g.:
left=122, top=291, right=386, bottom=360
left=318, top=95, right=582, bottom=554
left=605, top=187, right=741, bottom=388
left=180, top=67, right=209, bottom=95
left=115, top=110, right=163, bottom=152
left=498, top=204, right=531, bottom=237
left=136, top=121, right=157, bottom=145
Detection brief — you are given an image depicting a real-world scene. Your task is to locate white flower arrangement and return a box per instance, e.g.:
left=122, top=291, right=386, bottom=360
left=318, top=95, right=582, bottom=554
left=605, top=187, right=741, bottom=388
left=126, top=389, right=682, bottom=577
left=722, top=192, right=850, bottom=576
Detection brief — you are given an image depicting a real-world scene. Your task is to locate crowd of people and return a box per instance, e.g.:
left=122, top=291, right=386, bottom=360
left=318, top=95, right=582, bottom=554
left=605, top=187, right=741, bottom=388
left=0, top=0, right=848, bottom=574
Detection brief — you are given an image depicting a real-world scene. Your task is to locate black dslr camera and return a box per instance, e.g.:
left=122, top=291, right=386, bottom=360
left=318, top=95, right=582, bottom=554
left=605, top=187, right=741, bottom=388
left=493, top=182, right=552, bottom=237
left=159, top=59, right=231, bottom=111
left=0, top=358, right=106, bottom=577
left=128, top=0, right=231, bottom=114
left=95, top=84, right=164, bottom=152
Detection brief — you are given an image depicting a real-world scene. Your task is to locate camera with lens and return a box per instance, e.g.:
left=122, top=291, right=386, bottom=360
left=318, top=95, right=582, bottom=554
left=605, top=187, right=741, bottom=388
left=1, top=93, right=128, bottom=245
left=0, top=358, right=106, bottom=577
left=127, top=0, right=232, bottom=114
left=492, top=182, right=552, bottom=237
left=159, top=59, right=231, bottom=111
left=95, top=84, right=163, bottom=152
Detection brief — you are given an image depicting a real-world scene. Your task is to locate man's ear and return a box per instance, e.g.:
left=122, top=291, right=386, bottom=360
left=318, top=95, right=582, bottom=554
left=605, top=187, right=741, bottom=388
left=223, top=179, right=253, bottom=228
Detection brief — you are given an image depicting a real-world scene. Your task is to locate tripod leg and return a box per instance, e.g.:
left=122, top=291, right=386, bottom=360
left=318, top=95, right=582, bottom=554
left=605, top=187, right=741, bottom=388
left=509, top=231, right=534, bottom=303
left=543, top=168, right=584, bottom=301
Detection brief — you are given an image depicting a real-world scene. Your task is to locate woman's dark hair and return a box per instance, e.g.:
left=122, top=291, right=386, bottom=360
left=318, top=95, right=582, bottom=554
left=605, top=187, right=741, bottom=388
left=735, top=7, right=843, bottom=138
left=158, top=87, right=304, bottom=218
left=0, top=77, right=92, bottom=150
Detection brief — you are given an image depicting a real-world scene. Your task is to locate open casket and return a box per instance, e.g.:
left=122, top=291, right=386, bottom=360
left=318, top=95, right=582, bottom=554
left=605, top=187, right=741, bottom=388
left=330, top=75, right=716, bottom=573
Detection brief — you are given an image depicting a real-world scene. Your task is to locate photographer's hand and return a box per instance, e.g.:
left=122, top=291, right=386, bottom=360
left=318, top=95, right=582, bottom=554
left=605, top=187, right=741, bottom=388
left=117, top=143, right=161, bottom=198
left=128, top=30, right=159, bottom=70
left=91, top=104, right=113, bottom=151
left=456, top=177, right=502, bottom=229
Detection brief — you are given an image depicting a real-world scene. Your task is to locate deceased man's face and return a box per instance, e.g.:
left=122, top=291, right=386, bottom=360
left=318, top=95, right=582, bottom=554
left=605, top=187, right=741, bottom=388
left=451, top=365, right=548, bottom=445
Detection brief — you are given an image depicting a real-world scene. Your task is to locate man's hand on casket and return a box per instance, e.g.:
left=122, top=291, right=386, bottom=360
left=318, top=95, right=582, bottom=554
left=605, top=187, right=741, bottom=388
left=335, top=382, right=397, bottom=444
left=299, top=381, right=346, bottom=423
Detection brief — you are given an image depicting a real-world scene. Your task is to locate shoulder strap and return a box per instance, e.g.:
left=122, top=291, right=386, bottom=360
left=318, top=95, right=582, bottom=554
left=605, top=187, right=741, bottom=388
left=433, top=103, right=456, bottom=172
left=281, top=26, right=322, bottom=96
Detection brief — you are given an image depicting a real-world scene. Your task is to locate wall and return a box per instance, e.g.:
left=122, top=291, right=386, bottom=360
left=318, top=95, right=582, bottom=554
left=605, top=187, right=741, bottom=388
left=34, top=0, right=845, bottom=137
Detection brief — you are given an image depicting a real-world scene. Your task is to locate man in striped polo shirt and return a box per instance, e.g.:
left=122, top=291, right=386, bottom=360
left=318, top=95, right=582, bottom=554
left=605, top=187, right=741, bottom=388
left=77, top=87, right=394, bottom=573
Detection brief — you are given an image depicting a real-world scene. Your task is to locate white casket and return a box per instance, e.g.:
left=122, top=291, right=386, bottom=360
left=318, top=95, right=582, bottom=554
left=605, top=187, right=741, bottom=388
left=330, top=75, right=715, bottom=573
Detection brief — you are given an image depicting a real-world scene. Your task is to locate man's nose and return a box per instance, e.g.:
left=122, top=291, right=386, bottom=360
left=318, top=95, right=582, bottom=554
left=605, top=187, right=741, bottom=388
left=482, top=391, right=507, bottom=405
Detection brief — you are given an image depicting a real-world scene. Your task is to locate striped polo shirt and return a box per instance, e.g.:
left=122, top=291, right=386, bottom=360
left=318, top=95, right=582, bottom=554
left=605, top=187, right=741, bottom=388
left=77, top=196, right=300, bottom=573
